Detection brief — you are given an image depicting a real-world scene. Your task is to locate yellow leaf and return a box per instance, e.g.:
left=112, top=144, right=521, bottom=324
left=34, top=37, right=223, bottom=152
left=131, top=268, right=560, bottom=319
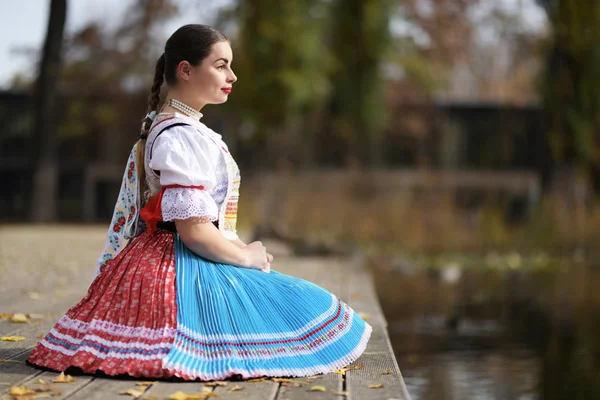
left=34, top=379, right=47, bottom=385
left=9, top=313, right=28, bottom=323
left=8, top=386, right=36, bottom=396
left=33, top=393, right=53, bottom=398
left=332, top=369, right=347, bottom=375
left=333, top=391, right=350, bottom=396
left=1, top=336, right=25, bottom=342
left=271, top=378, right=297, bottom=383
left=52, top=372, right=76, bottom=383
left=228, top=385, right=244, bottom=393
left=119, top=388, right=146, bottom=397
left=309, top=385, right=327, bottom=392
left=0, top=313, right=11, bottom=319
left=247, top=378, right=265, bottom=382
left=135, top=381, right=156, bottom=387
left=167, top=392, right=205, bottom=400
left=381, top=370, right=392, bottom=375
left=204, top=381, right=227, bottom=387
left=348, top=363, right=364, bottom=370
left=357, top=312, right=371, bottom=321
left=367, top=383, right=383, bottom=389
left=28, top=292, right=43, bottom=300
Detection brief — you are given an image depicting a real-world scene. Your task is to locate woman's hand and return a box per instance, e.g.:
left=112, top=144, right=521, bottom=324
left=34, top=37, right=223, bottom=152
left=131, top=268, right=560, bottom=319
left=242, top=241, right=274, bottom=273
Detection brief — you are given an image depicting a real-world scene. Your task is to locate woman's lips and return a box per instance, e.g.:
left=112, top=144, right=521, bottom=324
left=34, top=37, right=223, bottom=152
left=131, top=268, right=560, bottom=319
left=222, top=88, right=232, bottom=94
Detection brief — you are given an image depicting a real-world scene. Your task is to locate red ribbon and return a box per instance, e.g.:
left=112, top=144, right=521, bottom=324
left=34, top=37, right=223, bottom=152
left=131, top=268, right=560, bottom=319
left=139, top=184, right=205, bottom=234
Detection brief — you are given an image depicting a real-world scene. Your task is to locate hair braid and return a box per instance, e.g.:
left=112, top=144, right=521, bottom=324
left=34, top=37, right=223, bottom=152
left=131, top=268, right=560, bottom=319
left=136, top=53, right=166, bottom=206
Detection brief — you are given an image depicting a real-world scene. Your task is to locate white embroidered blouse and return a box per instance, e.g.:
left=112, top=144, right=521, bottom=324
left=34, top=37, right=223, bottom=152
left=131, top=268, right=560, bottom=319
left=145, top=112, right=240, bottom=240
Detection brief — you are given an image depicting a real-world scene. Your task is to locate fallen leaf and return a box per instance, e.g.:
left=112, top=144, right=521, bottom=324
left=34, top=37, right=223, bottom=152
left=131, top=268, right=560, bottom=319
left=52, top=372, right=76, bottom=383
left=332, top=369, right=346, bottom=375
left=201, top=387, right=212, bottom=393
left=282, top=382, right=302, bottom=388
left=228, top=385, right=243, bottom=393
left=271, top=378, right=297, bottom=383
left=309, top=385, right=327, bottom=392
left=367, top=383, right=383, bottom=389
left=357, top=312, right=371, bottom=321
left=120, top=388, right=146, bottom=397
left=34, top=379, right=47, bottom=385
left=333, top=391, right=350, bottom=396
left=247, top=378, right=266, bottom=383
left=8, top=386, right=36, bottom=396
left=381, top=370, right=393, bottom=375
left=33, top=384, right=56, bottom=393
left=28, top=292, right=43, bottom=300
left=135, top=381, right=156, bottom=387
left=1, top=336, right=25, bottom=342
left=9, top=313, right=28, bottom=323
left=0, top=313, right=11, bottom=319
left=167, top=392, right=206, bottom=400
left=0, top=360, right=25, bottom=364
left=204, top=381, right=227, bottom=387
left=32, top=393, right=53, bottom=399
left=348, top=363, right=364, bottom=370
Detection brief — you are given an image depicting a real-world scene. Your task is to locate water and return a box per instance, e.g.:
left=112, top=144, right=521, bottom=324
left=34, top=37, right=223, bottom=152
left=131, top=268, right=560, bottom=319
left=391, top=317, right=540, bottom=400
left=371, top=255, right=600, bottom=400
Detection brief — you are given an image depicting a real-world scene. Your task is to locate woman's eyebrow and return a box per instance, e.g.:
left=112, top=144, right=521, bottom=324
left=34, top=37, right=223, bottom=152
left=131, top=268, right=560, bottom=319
left=214, top=57, right=229, bottom=64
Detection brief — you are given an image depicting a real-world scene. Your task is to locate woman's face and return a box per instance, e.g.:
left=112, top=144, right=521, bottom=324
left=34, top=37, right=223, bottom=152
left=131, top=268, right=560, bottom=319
left=181, top=41, right=237, bottom=107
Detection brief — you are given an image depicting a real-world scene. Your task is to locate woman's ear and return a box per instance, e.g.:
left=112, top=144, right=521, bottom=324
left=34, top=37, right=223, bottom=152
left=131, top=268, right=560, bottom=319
left=177, top=61, right=192, bottom=82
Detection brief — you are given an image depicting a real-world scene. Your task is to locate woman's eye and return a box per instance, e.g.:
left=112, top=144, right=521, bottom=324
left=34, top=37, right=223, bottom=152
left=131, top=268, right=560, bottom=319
left=218, top=65, right=226, bottom=70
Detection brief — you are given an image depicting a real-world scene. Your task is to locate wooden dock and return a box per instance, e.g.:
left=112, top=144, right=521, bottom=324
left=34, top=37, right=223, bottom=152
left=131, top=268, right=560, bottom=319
left=0, top=226, right=410, bottom=400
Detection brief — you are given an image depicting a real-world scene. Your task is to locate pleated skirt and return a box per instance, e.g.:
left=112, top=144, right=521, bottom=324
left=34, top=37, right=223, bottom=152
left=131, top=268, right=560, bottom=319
left=27, top=230, right=372, bottom=380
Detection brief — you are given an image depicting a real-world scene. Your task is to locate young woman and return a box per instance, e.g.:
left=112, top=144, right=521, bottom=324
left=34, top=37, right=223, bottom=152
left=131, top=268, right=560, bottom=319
left=27, top=24, right=372, bottom=380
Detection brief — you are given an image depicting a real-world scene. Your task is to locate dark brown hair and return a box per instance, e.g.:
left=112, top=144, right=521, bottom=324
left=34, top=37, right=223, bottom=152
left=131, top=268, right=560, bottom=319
left=136, top=24, right=228, bottom=203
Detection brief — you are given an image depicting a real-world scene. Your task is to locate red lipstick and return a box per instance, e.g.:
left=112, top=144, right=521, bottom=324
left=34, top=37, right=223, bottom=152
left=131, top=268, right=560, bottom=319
left=222, top=87, right=232, bottom=94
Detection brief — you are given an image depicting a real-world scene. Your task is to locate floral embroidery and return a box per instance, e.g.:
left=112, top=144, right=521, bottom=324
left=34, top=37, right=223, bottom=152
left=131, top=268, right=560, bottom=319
left=94, top=145, right=141, bottom=277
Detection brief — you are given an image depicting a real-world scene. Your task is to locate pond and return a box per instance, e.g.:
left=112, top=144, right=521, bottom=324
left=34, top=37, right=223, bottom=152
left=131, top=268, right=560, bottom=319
left=370, top=251, right=600, bottom=400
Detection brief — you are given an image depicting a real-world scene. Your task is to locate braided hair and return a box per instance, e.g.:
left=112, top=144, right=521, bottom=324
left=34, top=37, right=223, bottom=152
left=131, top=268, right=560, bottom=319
left=135, top=25, right=228, bottom=204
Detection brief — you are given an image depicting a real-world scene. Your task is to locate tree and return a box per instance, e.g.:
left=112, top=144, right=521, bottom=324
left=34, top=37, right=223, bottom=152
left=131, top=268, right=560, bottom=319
left=30, top=0, right=67, bottom=222
left=325, top=0, right=393, bottom=167
left=218, top=0, right=334, bottom=169
left=537, top=0, right=600, bottom=193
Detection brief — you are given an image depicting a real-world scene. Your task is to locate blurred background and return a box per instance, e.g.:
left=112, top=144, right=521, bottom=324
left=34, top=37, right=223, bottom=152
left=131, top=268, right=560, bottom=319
left=1, top=0, right=600, bottom=398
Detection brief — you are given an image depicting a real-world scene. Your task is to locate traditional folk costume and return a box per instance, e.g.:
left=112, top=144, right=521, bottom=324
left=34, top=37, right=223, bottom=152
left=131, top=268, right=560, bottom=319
left=27, top=111, right=372, bottom=380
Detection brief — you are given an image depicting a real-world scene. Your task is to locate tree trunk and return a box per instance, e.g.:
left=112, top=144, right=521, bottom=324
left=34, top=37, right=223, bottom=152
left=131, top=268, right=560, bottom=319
left=30, top=0, right=67, bottom=222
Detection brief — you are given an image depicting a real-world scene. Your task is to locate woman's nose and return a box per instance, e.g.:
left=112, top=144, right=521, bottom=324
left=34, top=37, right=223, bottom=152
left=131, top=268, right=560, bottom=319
left=228, top=70, right=237, bottom=83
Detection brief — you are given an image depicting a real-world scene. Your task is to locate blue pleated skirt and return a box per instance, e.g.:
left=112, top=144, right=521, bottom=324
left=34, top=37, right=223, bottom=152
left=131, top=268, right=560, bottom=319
left=162, top=236, right=372, bottom=380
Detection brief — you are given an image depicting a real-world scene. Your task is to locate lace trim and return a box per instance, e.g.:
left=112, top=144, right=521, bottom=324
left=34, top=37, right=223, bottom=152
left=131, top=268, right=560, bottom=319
left=161, top=187, right=219, bottom=222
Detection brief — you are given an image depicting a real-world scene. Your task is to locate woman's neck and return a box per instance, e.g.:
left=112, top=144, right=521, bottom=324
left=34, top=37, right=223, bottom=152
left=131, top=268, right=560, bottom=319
left=162, top=91, right=204, bottom=114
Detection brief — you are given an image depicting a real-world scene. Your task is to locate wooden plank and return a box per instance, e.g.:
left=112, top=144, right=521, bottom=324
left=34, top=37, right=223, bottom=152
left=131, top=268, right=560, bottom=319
left=5, top=370, right=95, bottom=399
left=345, top=352, right=411, bottom=400
left=211, top=380, right=278, bottom=400
left=0, top=351, right=43, bottom=391
left=277, top=374, right=344, bottom=400
left=0, top=318, right=60, bottom=359
left=64, top=378, right=155, bottom=400
left=141, top=381, right=211, bottom=399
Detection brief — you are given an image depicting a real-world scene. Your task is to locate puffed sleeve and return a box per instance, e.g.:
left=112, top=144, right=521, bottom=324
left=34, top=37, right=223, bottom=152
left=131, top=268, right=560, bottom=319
left=148, top=125, right=220, bottom=222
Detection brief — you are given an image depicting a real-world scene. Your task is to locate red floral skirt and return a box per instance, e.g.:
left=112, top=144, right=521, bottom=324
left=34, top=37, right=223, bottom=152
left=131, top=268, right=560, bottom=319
left=27, top=230, right=178, bottom=378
